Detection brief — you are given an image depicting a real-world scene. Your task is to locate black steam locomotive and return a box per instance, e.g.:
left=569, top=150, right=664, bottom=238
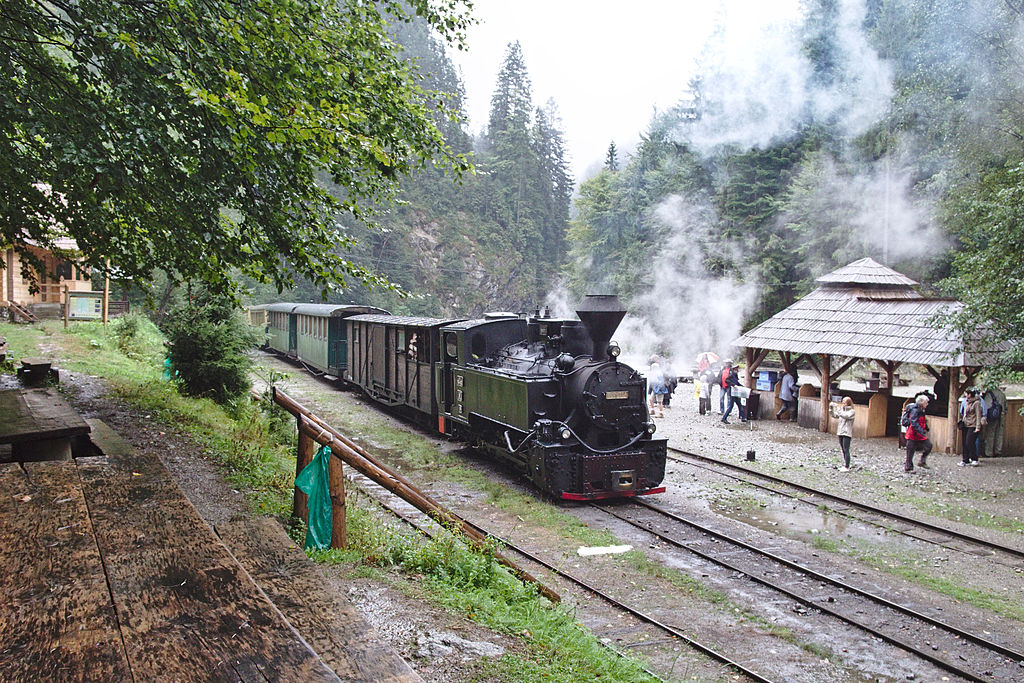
left=264, top=296, right=666, bottom=500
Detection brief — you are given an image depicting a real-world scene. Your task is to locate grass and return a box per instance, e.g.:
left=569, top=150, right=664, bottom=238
left=807, top=531, right=1024, bottom=623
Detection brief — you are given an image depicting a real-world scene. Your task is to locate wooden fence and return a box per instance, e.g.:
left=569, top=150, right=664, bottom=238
left=270, top=387, right=560, bottom=602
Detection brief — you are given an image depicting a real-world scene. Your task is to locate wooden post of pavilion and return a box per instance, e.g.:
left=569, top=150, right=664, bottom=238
left=819, top=353, right=831, bottom=433
left=947, top=367, right=961, bottom=455
left=745, top=347, right=755, bottom=390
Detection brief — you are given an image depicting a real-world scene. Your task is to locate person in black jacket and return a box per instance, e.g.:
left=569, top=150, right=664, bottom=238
left=721, top=366, right=746, bottom=424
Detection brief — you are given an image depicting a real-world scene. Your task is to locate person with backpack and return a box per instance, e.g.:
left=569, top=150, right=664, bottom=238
left=903, top=394, right=932, bottom=473
left=982, top=385, right=1006, bottom=457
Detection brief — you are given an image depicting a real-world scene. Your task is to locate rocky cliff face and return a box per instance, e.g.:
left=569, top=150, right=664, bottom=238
left=355, top=206, right=547, bottom=318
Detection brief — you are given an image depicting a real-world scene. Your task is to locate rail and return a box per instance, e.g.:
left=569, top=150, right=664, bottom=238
left=270, top=387, right=560, bottom=603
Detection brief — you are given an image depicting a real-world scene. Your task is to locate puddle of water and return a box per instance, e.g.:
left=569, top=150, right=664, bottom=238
left=712, top=498, right=915, bottom=549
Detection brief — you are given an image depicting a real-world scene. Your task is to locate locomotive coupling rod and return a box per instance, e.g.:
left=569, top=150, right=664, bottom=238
left=276, top=388, right=561, bottom=603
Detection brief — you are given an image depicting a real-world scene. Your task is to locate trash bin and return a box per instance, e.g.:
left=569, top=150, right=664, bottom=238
left=745, top=391, right=760, bottom=420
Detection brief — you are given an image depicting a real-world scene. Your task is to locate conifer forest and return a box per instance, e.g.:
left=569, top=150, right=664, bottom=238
left=352, top=1, right=1024, bottom=370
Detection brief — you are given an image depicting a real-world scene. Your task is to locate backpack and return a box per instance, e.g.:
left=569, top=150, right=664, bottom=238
left=900, top=404, right=914, bottom=428
left=987, top=401, right=1003, bottom=421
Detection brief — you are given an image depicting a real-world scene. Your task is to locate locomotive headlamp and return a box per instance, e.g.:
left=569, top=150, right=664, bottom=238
left=646, top=422, right=657, bottom=435
left=607, top=341, right=621, bottom=358
left=560, top=427, right=572, bottom=440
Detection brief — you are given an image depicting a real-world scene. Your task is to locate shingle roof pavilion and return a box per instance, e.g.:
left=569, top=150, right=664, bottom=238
left=732, top=258, right=997, bottom=367
left=814, top=257, right=919, bottom=288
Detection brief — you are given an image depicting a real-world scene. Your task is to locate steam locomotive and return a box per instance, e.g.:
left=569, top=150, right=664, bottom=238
left=263, top=296, right=666, bottom=500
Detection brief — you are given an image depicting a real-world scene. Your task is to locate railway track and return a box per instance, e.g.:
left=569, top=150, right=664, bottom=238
left=667, top=446, right=1024, bottom=563
left=345, top=473, right=776, bottom=683
left=595, top=496, right=1024, bottom=682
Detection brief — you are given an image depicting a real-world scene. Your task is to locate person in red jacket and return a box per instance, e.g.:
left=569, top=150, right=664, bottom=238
left=904, top=394, right=932, bottom=472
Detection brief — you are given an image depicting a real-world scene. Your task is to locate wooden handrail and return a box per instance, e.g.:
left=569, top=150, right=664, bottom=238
left=273, top=387, right=560, bottom=603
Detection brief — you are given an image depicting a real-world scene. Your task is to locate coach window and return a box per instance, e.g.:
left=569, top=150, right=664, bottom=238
left=397, top=329, right=406, bottom=353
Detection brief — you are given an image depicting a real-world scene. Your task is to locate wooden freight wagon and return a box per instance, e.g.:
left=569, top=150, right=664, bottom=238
left=346, top=315, right=462, bottom=420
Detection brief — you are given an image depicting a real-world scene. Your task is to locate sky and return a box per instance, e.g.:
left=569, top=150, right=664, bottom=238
left=449, top=1, right=804, bottom=181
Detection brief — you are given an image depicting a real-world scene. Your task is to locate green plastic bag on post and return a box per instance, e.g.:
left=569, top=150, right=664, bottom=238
left=294, top=444, right=333, bottom=550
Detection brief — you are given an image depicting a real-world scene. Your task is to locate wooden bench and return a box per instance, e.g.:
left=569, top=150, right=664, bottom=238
left=17, top=358, right=58, bottom=386
left=0, top=388, right=90, bottom=462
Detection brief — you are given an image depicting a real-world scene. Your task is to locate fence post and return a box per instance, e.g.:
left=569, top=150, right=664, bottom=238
left=293, top=415, right=314, bottom=523
left=328, top=452, right=346, bottom=549
left=102, top=260, right=110, bottom=325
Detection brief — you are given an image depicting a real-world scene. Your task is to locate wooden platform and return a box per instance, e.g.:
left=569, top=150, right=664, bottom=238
left=216, top=518, right=421, bottom=683
left=0, top=420, right=343, bottom=682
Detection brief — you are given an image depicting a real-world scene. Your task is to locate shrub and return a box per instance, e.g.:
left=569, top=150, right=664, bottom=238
left=161, top=290, right=257, bottom=404
left=112, top=313, right=164, bottom=360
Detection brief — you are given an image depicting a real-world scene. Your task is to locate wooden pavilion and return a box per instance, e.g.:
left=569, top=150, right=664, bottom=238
left=732, top=258, right=1011, bottom=455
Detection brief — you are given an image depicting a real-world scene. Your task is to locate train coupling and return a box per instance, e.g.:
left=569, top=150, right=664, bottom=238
left=610, top=469, right=636, bottom=492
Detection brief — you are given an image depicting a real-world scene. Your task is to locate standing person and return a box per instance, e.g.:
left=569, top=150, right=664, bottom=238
left=829, top=397, right=856, bottom=471
left=776, top=369, right=797, bottom=420
left=982, top=384, right=1007, bottom=458
left=959, top=389, right=986, bottom=466
left=721, top=365, right=746, bottom=424
left=904, top=394, right=932, bottom=472
left=695, top=375, right=705, bottom=415
left=648, top=359, right=668, bottom=418
left=718, top=361, right=731, bottom=414
left=701, top=370, right=715, bottom=416
left=663, top=372, right=678, bottom=409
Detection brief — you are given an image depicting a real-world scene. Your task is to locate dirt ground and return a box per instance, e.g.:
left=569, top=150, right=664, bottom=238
left=14, top=351, right=1024, bottom=682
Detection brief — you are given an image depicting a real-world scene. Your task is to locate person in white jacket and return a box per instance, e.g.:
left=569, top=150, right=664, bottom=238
left=829, top=396, right=856, bottom=471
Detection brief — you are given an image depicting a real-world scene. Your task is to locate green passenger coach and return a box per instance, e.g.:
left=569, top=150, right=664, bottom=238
left=265, top=304, right=386, bottom=378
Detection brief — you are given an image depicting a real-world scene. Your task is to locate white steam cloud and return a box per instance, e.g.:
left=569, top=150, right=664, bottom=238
left=685, top=0, right=892, bottom=153
left=549, top=196, right=759, bottom=376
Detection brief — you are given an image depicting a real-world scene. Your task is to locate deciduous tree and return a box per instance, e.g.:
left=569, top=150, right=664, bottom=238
left=1, top=0, right=472, bottom=297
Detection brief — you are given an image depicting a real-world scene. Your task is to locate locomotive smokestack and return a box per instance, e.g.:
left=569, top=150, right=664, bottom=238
left=576, top=294, right=626, bottom=360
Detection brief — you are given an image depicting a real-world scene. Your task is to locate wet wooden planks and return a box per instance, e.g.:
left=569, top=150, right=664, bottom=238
left=0, top=460, right=130, bottom=681
left=216, top=517, right=422, bottom=683
left=78, top=421, right=340, bottom=682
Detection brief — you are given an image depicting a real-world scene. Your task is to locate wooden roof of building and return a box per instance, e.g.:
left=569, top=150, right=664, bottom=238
left=733, top=258, right=1004, bottom=367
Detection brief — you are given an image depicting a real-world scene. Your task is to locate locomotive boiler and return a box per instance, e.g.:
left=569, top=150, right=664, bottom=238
left=345, top=295, right=666, bottom=500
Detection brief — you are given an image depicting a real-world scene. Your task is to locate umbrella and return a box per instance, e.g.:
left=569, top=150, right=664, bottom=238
left=695, top=351, right=719, bottom=373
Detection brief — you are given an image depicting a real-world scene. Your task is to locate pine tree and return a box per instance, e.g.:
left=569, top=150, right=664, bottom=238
left=605, top=142, right=619, bottom=171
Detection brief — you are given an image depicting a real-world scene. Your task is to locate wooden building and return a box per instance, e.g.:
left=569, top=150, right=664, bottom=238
left=732, top=258, right=1018, bottom=455
left=3, top=239, right=92, bottom=312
